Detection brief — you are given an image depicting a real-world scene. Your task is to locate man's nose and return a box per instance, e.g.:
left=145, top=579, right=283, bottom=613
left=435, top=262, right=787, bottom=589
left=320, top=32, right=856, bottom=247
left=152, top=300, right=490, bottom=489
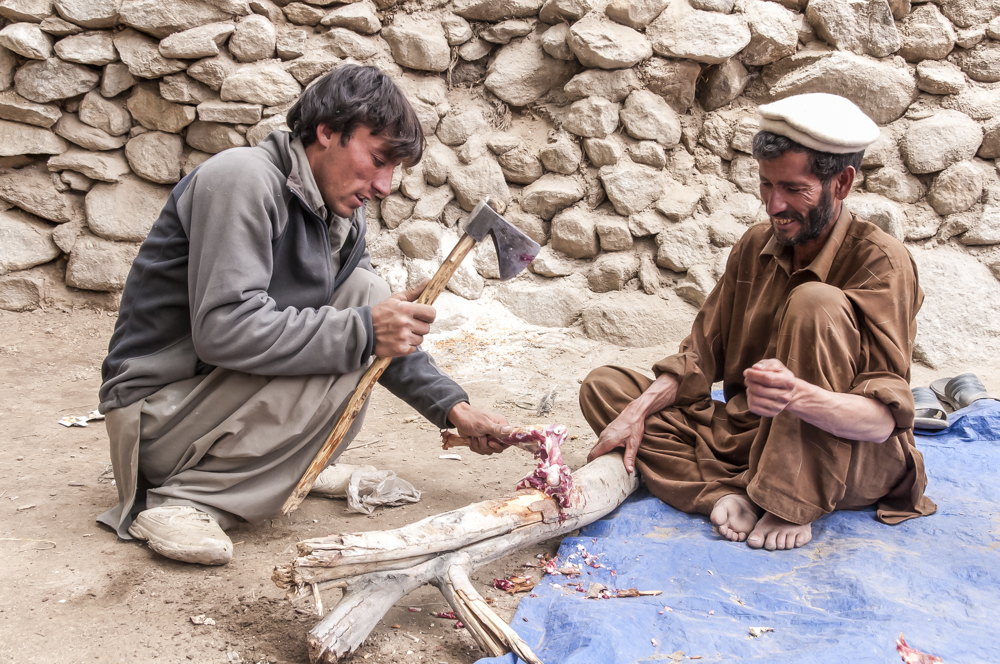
left=765, top=189, right=788, bottom=217
left=372, top=165, right=394, bottom=197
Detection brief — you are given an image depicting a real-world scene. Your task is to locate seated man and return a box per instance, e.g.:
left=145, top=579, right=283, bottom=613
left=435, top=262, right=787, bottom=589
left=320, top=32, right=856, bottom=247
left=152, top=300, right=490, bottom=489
left=97, top=65, right=510, bottom=565
left=582, top=93, right=936, bottom=551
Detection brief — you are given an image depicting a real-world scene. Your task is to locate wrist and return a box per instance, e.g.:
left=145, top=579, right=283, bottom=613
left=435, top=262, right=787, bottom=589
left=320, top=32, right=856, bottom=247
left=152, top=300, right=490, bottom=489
left=784, top=378, right=816, bottom=418
left=447, top=400, right=471, bottom=428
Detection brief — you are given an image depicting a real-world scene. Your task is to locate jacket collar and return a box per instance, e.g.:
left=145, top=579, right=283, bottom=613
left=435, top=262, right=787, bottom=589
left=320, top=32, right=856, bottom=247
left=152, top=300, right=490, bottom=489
left=760, top=203, right=854, bottom=280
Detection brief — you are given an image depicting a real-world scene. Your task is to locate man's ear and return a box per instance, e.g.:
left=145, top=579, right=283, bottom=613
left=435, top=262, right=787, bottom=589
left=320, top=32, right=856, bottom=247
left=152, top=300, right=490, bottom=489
left=315, top=123, right=336, bottom=148
left=832, top=166, right=855, bottom=201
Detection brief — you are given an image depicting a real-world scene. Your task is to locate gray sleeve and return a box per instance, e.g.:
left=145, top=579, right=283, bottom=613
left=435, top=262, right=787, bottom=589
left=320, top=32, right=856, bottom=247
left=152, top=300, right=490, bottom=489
left=183, top=160, right=374, bottom=376
left=378, top=349, right=469, bottom=430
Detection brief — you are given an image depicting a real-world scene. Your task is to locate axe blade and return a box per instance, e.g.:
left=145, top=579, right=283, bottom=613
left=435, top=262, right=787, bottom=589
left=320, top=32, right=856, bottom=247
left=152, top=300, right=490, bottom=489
left=463, top=200, right=540, bottom=281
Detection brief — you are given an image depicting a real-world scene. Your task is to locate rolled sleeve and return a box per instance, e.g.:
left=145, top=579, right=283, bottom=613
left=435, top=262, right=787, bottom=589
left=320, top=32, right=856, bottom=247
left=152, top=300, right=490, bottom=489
left=850, top=372, right=915, bottom=435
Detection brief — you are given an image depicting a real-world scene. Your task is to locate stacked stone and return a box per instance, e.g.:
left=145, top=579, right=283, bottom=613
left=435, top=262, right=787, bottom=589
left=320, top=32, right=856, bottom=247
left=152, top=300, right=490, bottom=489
left=0, top=0, right=999, bottom=365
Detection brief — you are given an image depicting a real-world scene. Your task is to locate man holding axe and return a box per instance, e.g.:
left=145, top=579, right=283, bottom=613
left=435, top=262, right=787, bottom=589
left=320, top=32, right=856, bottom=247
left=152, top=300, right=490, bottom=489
left=96, top=65, right=533, bottom=566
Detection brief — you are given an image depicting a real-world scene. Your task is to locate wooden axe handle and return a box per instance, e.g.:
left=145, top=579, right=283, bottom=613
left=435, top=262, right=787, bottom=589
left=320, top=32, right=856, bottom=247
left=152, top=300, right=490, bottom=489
left=282, top=233, right=477, bottom=515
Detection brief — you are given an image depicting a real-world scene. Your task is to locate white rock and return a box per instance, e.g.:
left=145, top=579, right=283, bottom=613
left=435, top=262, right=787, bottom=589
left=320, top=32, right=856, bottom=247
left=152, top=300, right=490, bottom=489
left=229, top=14, right=275, bottom=63
left=275, top=29, right=310, bottom=59
left=452, top=0, right=545, bottom=22
left=539, top=138, right=581, bottom=174
left=0, top=23, right=54, bottom=59
left=0, top=164, right=83, bottom=222
left=321, top=3, right=381, bottom=34
left=497, top=279, right=588, bottom=327
left=926, top=161, right=984, bottom=215
left=483, top=20, right=535, bottom=44
left=114, top=28, right=187, bottom=79
left=47, top=147, right=130, bottom=182
left=698, top=57, right=749, bottom=112
left=54, top=112, right=125, bottom=150
left=938, top=0, right=1000, bottom=30
left=865, top=166, right=926, bottom=204
left=845, top=192, right=905, bottom=240
left=65, top=232, right=141, bottom=291
left=654, top=177, right=702, bottom=222
left=397, top=220, right=445, bottom=259
left=118, top=0, right=234, bottom=40
left=0, top=90, right=60, bottom=128
left=101, top=63, right=135, bottom=98
left=197, top=99, right=261, bottom=124
left=588, top=251, right=639, bottom=292
left=563, top=97, right=619, bottom=139
left=563, top=68, right=640, bottom=103
left=422, top=141, right=457, bottom=186
left=14, top=58, right=100, bottom=103
left=436, top=109, right=488, bottom=147
left=897, top=4, right=956, bottom=62
left=528, top=246, right=574, bottom=277
left=539, top=0, right=608, bottom=23
left=327, top=28, right=380, bottom=60
left=956, top=42, right=1000, bottom=84
left=699, top=111, right=734, bottom=160
left=806, top=0, right=900, bottom=58
left=458, top=37, right=492, bottom=62
left=486, top=32, right=575, bottom=107
left=160, top=73, right=218, bottom=104
left=568, top=13, right=652, bottom=69
left=583, top=136, right=623, bottom=167
left=441, top=14, right=472, bottom=45
left=0, top=209, right=59, bottom=274
left=605, top=0, right=670, bottom=30
left=0, top=0, right=54, bottom=23
left=540, top=23, right=573, bottom=60
left=380, top=193, right=414, bottom=229
left=766, top=51, right=917, bottom=124
left=55, top=0, right=120, bottom=29
left=915, top=60, right=966, bottom=95
left=902, top=110, right=982, bottom=174
left=220, top=63, right=301, bottom=105
left=691, top=0, right=734, bottom=11
left=620, top=89, right=681, bottom=147
left=521, top=173, right=584, bottom=219
left=551, top=205, right=599, bottom=258
left=448, top=155, right=510, bottom=211
left=245, top=114, right=286, bottom=147
left=85, top=173, right=172, bottom=242
left=282, top=2, right=324, bottom=26
left=941, top=87, right=1000, bottom=122
left=641, top=57, right=701, bottom=113
left=412, top=185, right=454, bottom=220
left=158, top=22, right=235, bottom=59
left=188, top=51, right=239, bottom=91
left=596, top=213, right=632, bottom=251
left=284, top=50, right=341, bottom=86
left=0, top=274, right=43, bottom=311
left=381, top=15, right=450, bottom=72
left=186, top=121, right=247, bottom=153
left=53, top=30, right=115, bottom=66
left=647, top=0, right=750, bottom=64
left=582, top=291, right=694, bottom=347
left=979, top=118, right=1000, bottom=159
left=674, top=263, right=715, bottom=308
left=656, top=219, right=711, bottom=271
left=506, top=204, right=548, bottom=244
left=59, top=170, right=92, bottom=193
left=498, top=147, right=543, bottom=184
left=0, top=45, right=15, bottom=91
left=127, top=84, right=197, bottom=134
left=912, top=246, right=1000, bottom=369
left=739, top=0, right=797, bottom=66
left=79, top=91, right=130, bottom=137
left=599, top=159, right=662, bottom=215
left=628, top=141, right=667, bottom=169
left=0, top=117, right=67, bottom=156
left=125, top=131, right=183, bottom=184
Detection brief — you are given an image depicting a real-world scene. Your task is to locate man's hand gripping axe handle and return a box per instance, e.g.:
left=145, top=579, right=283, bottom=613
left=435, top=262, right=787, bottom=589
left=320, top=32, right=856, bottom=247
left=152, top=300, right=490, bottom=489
left=282, top=199, right=540, bottom=515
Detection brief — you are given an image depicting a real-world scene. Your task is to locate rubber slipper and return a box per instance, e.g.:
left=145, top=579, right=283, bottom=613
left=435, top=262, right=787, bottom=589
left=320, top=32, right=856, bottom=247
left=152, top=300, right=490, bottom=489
left=929, top=373, right=997, bottom=410
left=912, top=387, right=949, bottom=431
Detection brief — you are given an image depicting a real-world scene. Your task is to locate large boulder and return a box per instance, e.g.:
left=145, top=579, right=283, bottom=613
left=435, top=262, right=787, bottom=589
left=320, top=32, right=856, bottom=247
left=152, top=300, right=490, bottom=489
left=902, top=110, right=982, bottom=174
left=125, top=131, right=184, bottom=184
left=599, top=159, right=662, bottom=215
left=915, top=60, right=966, bottom=95
left=322, top=4, right=381, bottom=34
left=14, top=58, right=100, bottom=103
left=619, top=89, right=681, bottom=147
left=118, top=0, right=236, bottom=39
left=563, top=97, right=620, bottom=139
left=938, top=0, right=1000, bottom=29
left=521, top=173, right=585, bottom=219
left=656, top=219, right=712, bottom=271
left=805, top=0, right=900, bottom=58
left=765, top=51, right=917, bottom=124
left=0, top=23, right=54, bottom=60
left=79, top=91, right=130, bottom=137
left=437, top=108, right=488, bottom=146
left=925, top=161, right=984, bottom=216
left=582, top=291, right=695, bottom=347
left=496, top=279, right=588, bottom=328
left=64, top=233, right=141, bottom=292
left=85, top=174, right=173, bottom=242
left=55, top=0, right=121, bottom=29
left=956, top=42, right=1000, bottom=83
left=158, top=22, right=235, bottom=59
left=0, top=208, right=59, bottom=274
left=642, top=57, right=701, bottom=112
left=0, top=164, right=83, bottom=223
left=897, top=4, right=956, bottom=62
left=550, top=205, right=599, bottom=258
left=563, top=68, right=640, bottom=103
left=185, top=120, right=247, bottom=153
left=55, top=113, right=127, bottom=150
left=0, top=274, right=43, bottom=312
left=113, top=28, right=187, bottom=79
left=127, top=84, right=196, bottom=133
left=912, top=246, right=1000, bottom=369
left=740, top=0, right=797, bottom=66
left=567, top=13, right=652, bottom=69
left=697, top=58, right=750, bottom=112
left=381, top=14, right=451, bottom=72
left=605, top=0, right=670, bottom=30
left=485, top=33, right=575, bottom=107
left=0, top=90, right=61, bottom=128
left=588, top=251, right=639, bottom=292
left=47, top=147, right=131, bottom=182
left=229, top=14, right=276, bottom=62
left=452, top=0, right=545, bottom=22
left=447, top=155, right=510, bottom=211
left=864, top=166, right=926, bottom=204
left=941, top=86, right=1000, bottom=121
left=647, top=0, right=751, bottom=65
left=845, top=192, right=905, bottom=240
left=0, top=117, right=67, bottom=155
left=53, top=30, right=117, bottom=66
left=220, top=63, right=301, bottom=105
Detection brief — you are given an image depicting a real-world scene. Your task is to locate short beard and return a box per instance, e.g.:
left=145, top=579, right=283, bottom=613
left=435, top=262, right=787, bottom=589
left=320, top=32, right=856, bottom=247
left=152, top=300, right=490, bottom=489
left=771, top=184, right=836, bottom=247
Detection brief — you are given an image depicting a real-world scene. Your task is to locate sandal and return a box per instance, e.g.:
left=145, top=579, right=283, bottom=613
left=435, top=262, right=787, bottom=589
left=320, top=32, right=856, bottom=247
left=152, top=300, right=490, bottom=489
left=929, top=373, right=997, bottom=410
left=912, top=387, right=949, bottom=431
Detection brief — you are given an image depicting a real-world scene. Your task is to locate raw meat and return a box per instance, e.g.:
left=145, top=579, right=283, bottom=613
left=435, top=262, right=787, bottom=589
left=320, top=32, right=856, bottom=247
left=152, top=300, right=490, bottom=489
left=896, top=634, right=943, bottom=664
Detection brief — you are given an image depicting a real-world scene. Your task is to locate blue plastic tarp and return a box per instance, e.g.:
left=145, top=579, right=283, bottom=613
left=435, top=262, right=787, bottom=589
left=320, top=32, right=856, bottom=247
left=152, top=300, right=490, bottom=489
left=478, top=400, right=1000, bottom=663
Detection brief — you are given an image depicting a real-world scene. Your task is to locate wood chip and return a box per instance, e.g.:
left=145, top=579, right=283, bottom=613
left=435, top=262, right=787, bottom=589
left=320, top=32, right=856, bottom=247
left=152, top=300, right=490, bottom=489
left=438, top=454, right=462, bottom=461
left=16, top=504, right=36, bottom=511
left=638, top=590, right=662, bottom=596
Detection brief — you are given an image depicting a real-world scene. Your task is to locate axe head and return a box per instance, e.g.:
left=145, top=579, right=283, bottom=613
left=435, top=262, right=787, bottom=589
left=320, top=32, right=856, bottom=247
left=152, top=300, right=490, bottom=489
left=464, top=200, right=541, bottom=281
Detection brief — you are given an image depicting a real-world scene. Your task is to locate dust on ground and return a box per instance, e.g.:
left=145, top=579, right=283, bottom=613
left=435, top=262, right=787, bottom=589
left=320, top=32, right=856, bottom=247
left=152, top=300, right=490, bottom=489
left=0, top=305, right=992, bottom=664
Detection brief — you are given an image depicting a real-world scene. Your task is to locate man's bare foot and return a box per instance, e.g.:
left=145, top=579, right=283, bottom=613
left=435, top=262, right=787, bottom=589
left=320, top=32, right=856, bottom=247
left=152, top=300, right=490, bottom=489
left=710, top=494, right=762, bottom=542
left=746, top=512, right=812, bottom=551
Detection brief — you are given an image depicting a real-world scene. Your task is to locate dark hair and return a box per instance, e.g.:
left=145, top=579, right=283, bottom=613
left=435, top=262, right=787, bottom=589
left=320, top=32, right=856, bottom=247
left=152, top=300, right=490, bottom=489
left=287, top=64, right=423, bottom=165
left=751, top=131, right=863, bottom=184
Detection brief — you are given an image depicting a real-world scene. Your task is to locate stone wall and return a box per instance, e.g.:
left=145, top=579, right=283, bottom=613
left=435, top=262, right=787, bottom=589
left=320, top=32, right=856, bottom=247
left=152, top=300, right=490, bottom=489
left=1, top=0, right=999, bottom=368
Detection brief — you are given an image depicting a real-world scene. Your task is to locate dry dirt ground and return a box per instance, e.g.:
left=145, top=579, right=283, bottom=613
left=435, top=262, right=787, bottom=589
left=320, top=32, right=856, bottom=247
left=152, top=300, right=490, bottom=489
left=0, top=300, right=994, bottom=664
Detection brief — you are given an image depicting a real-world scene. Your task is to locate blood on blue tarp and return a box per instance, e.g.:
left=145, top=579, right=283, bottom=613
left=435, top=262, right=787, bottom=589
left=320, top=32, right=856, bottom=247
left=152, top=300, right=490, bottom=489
left=477, top=399, right=1000, bottom=664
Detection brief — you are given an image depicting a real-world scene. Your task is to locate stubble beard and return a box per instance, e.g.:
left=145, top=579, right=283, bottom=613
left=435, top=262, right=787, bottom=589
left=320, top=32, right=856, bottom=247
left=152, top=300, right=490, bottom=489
left=772, top=184, right=836, bottom=247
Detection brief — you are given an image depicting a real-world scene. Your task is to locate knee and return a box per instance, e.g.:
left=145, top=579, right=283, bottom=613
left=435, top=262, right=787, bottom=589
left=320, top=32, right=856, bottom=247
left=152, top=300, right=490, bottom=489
left=579, top=365, right=637, bottom=409
left=783, top=282, right=853, bottom=329
left=336, top=267, right=391, bottom=307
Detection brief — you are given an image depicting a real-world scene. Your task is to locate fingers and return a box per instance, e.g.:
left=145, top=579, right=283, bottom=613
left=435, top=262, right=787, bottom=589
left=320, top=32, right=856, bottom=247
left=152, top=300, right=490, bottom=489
left=622, top=432, right=641, bottom=474
left=743, top=367, right=794, bottom=389
left=401, top=280, right=429, bottom=302
left=586, top=437, right=619, bottom=464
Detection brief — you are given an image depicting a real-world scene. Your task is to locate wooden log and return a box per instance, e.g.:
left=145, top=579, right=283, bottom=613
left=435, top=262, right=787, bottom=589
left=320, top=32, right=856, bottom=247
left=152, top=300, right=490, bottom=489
left=286, top=453, right=639, bottom=663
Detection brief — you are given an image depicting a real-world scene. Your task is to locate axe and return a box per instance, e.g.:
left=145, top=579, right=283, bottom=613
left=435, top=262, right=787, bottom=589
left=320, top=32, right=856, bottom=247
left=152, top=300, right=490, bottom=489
left=282, top=199, right=540, bottom=514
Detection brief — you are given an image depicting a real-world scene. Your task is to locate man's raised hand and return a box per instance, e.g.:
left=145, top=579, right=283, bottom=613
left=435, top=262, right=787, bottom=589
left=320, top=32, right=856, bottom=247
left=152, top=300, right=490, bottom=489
left=371, top=282, right=436, bottom=358
left=744, top=358, right=800, bottom=418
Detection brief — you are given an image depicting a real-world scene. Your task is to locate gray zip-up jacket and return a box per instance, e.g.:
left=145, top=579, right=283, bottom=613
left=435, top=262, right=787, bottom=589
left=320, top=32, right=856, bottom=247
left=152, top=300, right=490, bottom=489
left=99, top=130, right=468, bottom=429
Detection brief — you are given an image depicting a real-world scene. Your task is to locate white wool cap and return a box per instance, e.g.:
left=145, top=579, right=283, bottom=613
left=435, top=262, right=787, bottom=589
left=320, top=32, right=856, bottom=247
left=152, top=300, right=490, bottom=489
left=758, top=93, right=880, bottom=155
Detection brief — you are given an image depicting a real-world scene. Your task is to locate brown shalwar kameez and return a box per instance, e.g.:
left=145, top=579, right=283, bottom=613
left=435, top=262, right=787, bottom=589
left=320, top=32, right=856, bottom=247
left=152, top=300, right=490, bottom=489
left=580, top=207, right=937, bottom=526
